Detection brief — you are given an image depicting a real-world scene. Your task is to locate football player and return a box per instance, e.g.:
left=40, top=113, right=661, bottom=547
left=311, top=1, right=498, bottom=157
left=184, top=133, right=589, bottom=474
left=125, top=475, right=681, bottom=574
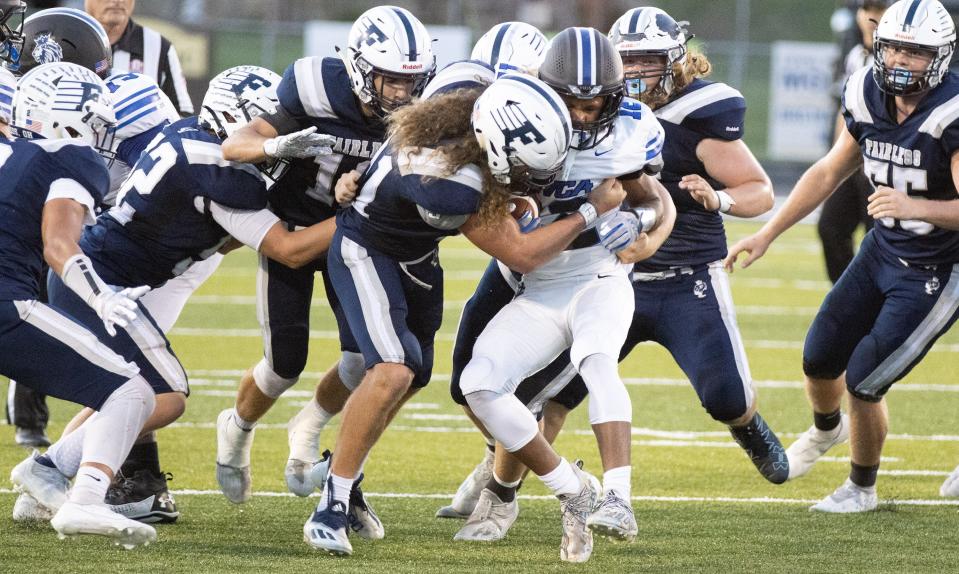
left=4, top=5, right=116, bottom=453
left=1, top=62, right=156, bottom=547
left=449, top=29, right=672, bottom=560
left=727, top=0, right=959, bottom=512
left=10, top=71, right=184, bottom=525
left=214, top=7, right=434, bottom=542
left=301, top=74, right=626, bottom=557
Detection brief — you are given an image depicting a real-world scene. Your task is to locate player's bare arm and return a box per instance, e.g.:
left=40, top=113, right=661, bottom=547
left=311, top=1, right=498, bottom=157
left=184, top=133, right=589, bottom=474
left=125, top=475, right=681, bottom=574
left=462, top=178, right=626, bottom=274
left=689, top=137, right=774, bottom=218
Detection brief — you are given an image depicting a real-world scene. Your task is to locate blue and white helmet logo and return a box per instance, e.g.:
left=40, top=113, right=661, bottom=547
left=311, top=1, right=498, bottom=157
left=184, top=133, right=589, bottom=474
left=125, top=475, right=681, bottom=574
left=495, top=103, right=546, bottom=146
left=358, top=19, right=388, bottom=47
left=32, top=33, right=63, bottom=65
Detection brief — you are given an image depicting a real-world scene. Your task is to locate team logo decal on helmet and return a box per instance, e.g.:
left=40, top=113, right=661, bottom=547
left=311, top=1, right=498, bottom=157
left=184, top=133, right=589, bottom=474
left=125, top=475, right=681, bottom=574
left=872, top=0, right=956, bottom=95
left=31, top=33, right=63, bottom=66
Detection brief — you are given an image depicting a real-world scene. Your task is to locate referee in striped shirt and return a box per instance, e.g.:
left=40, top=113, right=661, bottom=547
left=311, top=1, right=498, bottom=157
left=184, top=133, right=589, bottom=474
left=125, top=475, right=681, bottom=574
left=85, top=0, right=193, bottom=115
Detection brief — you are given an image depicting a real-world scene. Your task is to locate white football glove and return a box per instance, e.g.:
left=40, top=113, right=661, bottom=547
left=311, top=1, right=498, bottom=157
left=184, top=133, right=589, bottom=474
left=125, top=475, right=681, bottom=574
left=91, top=285, right=151, bottom=337
left=263, top=126, right=337, bottom=159
left=598, top=211, right=641, bottom=254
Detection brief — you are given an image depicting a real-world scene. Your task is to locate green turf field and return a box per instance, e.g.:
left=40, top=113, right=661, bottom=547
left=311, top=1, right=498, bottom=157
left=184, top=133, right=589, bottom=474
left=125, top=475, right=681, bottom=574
left=2, top=221, right=957, bottom=573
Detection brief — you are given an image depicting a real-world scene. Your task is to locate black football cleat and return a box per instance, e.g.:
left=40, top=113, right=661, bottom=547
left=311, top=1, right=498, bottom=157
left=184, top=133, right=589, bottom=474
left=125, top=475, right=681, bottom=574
left=14, top=427, right=51, bottom=448
left=106, top=469, right=180, bottom=523
left=729, top=412, right=790, bottom=484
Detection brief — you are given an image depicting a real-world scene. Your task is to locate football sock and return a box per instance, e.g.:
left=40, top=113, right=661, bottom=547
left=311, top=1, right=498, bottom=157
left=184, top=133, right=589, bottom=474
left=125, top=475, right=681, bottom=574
left=121, top=440, right=161, bottom=476
left=602, top=466, right=632, bottom=500
left=324, top=473, right=353, bottom=510
left=47, top=424, right=87, bottom=478
left=540, top=458, right=580, bottom=497
left=487, top=472, right=521, bottom=503
left=70, top=466, right=111, bottom=505
left=850, top=462, right=880, bottom=489
left=288, top=398, right=333, bottom=462
left=814, top=409, right=842, bottom=432
left=232, top=411, right=256, bottom=431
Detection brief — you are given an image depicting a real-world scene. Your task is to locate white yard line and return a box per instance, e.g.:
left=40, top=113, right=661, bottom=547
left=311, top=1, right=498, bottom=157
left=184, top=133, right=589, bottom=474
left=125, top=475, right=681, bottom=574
left=160, top=419, right=959, bottom=443
left=2, top=488, right=955, bottom=506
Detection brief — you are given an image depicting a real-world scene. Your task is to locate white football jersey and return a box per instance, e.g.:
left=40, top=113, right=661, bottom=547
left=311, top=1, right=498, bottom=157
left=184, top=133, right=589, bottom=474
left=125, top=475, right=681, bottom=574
left=525, top=97, right=664, bottom=281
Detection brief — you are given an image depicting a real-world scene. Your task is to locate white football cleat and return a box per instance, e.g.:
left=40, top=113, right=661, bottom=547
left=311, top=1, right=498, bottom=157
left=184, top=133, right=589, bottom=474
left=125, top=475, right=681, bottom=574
left=303, top=500, right=353, bottom=556
left=286, top=406, right=323, bottom=497
left=809, top=479, right=878, bottom=513
left=285, top=458, right=316, bottom=497
left=12, top=492, right=54, bottom=523
left=10, top=451, right=70, bottom=513
left=559, top=463, right=601, bottom=563
left=786, top=414, right=849, bottom=480
left=215, top=408, right=254, bottom=504
left=939, top=464, right=959, bottom=497
left=348, top=474, right=384, bottom=540
left=453, top=488, right=519, bottom=542
left=587, top=491, right=637, bottom=542
left=436, top=448, right=494, bottom=519
left=51, top=501, right=157, bottom=549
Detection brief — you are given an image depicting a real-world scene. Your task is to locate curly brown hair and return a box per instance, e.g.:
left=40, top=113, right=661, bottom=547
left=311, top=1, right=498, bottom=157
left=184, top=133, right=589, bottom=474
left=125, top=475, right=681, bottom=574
left=640, top=46, right=712, bottom=109
left=388, top=88, right=512, bottom=227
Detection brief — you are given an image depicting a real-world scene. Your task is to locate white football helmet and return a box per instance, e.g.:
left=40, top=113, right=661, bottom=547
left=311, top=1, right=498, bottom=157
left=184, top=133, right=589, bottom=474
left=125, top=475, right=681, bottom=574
left=471, top=22, right=548, bottom=78
left=338, top=6, right=436, bottom=117
left=0, top=65, right=15, bottom=124
left=13, top=62, right=115, bottom=158
left=609, top=7, right=690, bottom=99
left=104, top=72, right=179, bottom=152
left=471, top=73, right=572, bottom=195
left=199, top=65, right=282, bottom=140
left=873, top=0, right=956, bottom=95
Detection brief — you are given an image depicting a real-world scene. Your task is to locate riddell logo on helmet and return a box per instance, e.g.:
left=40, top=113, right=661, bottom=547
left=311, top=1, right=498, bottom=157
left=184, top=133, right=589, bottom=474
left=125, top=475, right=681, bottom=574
left=402, top=64, right=423, bottom=70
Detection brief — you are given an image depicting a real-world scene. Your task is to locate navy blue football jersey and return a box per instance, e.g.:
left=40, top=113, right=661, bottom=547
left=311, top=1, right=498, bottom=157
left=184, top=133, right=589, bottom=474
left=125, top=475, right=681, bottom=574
left=80, top=117, right=268, bottom=287
left=0, top=138, right=110, bottom=300
left=635, top=78, right=747, bottom=272
left=337, top=142, right=485, bottom=261
left=843, top=67, right=959, bottom=265
left=270, top=57, right=387, bottom=227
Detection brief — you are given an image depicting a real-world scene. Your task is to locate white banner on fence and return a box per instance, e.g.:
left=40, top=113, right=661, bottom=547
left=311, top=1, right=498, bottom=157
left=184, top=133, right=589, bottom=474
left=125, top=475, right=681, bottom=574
left=767, top=41, right=840, bottom=162
left=304, top=21, right=470, bottom=72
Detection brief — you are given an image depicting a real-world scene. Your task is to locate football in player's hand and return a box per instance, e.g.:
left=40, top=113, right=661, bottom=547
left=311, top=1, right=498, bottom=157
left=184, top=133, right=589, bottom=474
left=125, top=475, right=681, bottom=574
left=508, top=195, right=540, bottom=219
left=507, top=195, right=541, bottom=233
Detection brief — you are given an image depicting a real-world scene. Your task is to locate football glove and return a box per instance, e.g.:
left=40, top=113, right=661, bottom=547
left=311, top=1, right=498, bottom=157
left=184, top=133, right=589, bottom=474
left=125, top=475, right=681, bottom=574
left=598, top=211, right=640, bottom=254
left=263, top=126, right=337, bottom=159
